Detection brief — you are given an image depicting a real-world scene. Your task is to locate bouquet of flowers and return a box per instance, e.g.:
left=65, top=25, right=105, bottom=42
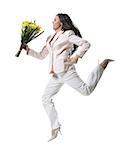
left=15, top=20, right=44, bottom=57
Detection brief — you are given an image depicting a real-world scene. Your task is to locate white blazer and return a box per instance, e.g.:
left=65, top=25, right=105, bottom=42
left=28, top=30, right=91, bottom=74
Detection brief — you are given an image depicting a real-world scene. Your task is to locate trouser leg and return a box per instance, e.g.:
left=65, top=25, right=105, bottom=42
left=63, top=65, right=104, bottom=96
left=42, top=76, right=63, bottom=129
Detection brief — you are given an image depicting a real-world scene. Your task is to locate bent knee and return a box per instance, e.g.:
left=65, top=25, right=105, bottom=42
left=80, top=87, right=92, bottom=96
left=82, top=91, right=91, bottom=96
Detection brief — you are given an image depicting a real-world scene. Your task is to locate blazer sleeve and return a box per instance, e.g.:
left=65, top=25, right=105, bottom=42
left=68, top=30, right=91, bottom=58
left=27, top=36, right=50, bottom=60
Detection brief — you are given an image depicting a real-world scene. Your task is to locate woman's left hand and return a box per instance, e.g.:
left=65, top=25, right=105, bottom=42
left=69, top=55, right=79, bottom=64
left=64, top=55, right=79, bottom=72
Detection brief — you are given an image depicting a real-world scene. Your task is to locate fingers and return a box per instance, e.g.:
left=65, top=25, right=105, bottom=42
left=64, top=60, right=73, bottom=71
left=70, top=57, right=78, bottom=64
left=64, top=56, right=78, bottom=68
left=21, top=44, right=26, bottom=49
left=22, top=44, right=29, bottom=51
left=64, top=58, right=70, bottom=62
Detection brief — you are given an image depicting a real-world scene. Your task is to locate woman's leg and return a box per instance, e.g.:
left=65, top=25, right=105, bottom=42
left=63, top=64, right=104, bottom=96
left=42, top=76, right=64, bottom=129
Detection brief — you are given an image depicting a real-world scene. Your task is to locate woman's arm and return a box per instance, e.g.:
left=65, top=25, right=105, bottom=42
left=27, top=45, right=49, bottom=60
left=23, top=35, right=51, bottom=60
left=68, top=30, right=91, bottom=58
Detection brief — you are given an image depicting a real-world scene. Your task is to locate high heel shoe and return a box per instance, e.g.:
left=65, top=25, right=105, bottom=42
left=100, top=59, right=114, bottom=69
left=48, top=127, right=62, bottom=142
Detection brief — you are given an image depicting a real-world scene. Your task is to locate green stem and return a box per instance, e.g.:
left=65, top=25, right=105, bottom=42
left=15, top=44, right=23, bottom=57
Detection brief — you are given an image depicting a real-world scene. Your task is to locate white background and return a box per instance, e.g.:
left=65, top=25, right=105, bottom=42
left=0, top=0, right=117, bottom=149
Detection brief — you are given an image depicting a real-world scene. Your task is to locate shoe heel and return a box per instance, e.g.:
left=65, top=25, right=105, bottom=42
left=48, top=127, right=62, bottom=142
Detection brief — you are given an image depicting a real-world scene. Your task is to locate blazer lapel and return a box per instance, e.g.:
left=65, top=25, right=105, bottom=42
left=48, top=31, right=64, bottom=48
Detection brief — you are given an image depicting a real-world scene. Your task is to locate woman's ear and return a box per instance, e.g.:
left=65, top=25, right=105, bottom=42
left=60, top=22, right=63, bottom=27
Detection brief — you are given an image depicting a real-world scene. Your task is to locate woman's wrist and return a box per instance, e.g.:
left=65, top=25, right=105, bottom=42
left=75, top=55, right=80, bottom=59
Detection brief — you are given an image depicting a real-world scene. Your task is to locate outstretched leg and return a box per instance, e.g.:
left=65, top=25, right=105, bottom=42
left=42, top=76, right=63, bottom=129
left=63, top=59, right=114, bottom=95
left=63, top=64, right=104, bottom=96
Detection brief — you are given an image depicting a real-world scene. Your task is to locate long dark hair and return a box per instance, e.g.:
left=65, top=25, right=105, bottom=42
left=57, top=13, right=82, bottom=55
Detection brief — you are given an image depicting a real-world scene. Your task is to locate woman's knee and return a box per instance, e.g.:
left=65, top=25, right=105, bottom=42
left=42, top=94, right=48, bottom=105
left=79, top=86, right=92, bottom=96
left=82, top=91, right=91, bottom=96
left=42, top=93, right=52, bottom=106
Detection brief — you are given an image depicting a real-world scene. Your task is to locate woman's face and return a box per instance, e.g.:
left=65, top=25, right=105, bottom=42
left=52, top=15, right=62, bottom=31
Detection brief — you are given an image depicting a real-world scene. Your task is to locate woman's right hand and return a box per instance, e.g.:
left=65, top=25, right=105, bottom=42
left=22, top=44, right=29, bottom=51
left=22, top=44, right=30, bottom=54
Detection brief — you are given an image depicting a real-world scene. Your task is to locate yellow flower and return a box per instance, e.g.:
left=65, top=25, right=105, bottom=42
left=35, top=25, right=41, bottom=31
left=22, top=21, right=30, bottom=28
left=16, top=20, right=44, bottom=57
left=29, top=23, right=38, bottom=30
left=38, top=26, right=44, bottom=32
left=22, top=20, right=44, bottom=32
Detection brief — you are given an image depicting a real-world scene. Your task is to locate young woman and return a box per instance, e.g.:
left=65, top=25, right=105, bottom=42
left=23, top=13, right=114, bottom=142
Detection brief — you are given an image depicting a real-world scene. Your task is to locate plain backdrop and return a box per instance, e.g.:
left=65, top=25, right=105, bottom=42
left=0, top=0, right=117, bottom=150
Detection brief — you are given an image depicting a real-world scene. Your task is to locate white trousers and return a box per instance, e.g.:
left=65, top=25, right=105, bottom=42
left=42, top=65, right=104, bottom=129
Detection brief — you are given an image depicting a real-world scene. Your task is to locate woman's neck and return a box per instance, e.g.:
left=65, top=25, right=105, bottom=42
left=55, top=26, right=62, bottom=33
